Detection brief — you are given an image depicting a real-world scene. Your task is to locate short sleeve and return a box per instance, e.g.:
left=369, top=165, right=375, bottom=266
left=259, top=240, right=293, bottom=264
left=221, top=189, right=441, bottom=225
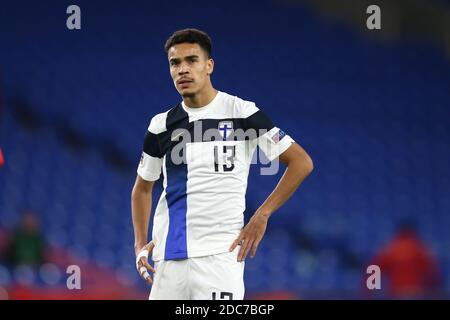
left=245, top=107, right=295, bottom=162
left=257, top=127, right=295, bottom=162
left=137, top=120, right=164, bottom=181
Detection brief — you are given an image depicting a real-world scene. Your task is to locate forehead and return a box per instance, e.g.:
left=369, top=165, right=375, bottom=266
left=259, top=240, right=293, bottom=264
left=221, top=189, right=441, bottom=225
left=168, top=43, right=205, bottom=59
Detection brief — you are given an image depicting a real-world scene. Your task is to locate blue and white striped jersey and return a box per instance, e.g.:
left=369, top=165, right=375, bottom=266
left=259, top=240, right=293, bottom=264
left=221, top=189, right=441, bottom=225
left=137, top=91, right=294, bottom=261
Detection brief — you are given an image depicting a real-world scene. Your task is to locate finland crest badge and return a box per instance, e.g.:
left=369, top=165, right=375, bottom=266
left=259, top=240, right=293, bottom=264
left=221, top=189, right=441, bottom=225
left=218, top=121, right=233, bottom=140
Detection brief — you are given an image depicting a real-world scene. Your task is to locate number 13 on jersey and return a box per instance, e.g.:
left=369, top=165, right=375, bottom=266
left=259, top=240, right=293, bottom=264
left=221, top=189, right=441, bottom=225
left=214, top=145, right=236, bottom=172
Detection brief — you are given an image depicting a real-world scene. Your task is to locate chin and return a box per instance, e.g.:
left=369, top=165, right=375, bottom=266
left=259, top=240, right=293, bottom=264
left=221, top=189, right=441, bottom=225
left=180, top=89, right=196, bottom=98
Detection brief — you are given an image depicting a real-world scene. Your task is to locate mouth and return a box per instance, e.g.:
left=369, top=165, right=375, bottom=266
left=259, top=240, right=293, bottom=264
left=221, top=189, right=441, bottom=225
left=177, top=78, right=193, bottom=88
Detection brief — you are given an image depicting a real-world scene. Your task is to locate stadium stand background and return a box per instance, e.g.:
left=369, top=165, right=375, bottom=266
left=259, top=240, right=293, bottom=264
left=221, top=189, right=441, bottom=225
left=0, top=0, right=449, bottom=299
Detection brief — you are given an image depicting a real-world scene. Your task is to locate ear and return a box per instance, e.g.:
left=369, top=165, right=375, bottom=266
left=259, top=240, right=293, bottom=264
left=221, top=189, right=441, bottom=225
left=206, top=58, right=214, bottom=76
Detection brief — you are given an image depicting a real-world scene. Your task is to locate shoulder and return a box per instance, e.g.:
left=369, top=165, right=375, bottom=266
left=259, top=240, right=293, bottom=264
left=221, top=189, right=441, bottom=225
left=219, top=91, right=260, bottom=119
left=147, top=109, right=172, bottom=134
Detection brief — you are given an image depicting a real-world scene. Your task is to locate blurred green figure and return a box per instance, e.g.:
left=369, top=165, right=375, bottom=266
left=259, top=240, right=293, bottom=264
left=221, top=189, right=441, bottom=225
left=7, top=209, right=47, bottom=267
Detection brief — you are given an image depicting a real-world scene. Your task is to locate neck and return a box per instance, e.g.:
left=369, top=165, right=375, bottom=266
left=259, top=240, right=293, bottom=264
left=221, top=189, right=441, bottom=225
left=183, top=85, right=218, bottom=108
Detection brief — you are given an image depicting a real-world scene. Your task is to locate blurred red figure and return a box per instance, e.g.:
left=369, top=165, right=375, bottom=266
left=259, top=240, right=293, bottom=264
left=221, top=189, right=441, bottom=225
left=372, top=222, right=441, bottom=298
left=0, top=148, right=4, bottom=167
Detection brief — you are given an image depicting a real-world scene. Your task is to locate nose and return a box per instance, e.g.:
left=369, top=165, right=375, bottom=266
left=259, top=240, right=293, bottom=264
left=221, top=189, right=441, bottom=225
left=178, top=61, right=189, bottom=75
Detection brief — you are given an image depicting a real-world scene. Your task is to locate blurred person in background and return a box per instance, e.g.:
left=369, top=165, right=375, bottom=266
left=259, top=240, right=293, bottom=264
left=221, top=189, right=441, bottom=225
left=0, top=148, right=4, bottom=167
left=371, top=221, right=442, bottom=298
left=6, top=209, right=48, bottom=267
left=0, top=226, right=10, bottom=264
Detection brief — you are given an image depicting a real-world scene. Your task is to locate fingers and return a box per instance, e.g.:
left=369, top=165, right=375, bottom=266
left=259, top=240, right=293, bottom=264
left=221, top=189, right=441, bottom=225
left=135, top=242, right=156, bottom=284
left=232, top=228, right=254, bottom=261
left=137, top=258, right=155, bottom=283
left=142, top=258, right=155, bottom=274
left=143, top=273, right=151, bottom=284
left=238, top=236, right=254, bottom=262
left=139, top=266, right=152, bottom=284
left=231, top=217, right=267, bottom=261
left=237, top=240, right=246, bottom=262
left=250, top=239, right=261, bottom=258
left=229, top=233, right=244, bottom=252
left=237, top=230, right=263, bottom=261
left=138, top=261, right=154, bottom=284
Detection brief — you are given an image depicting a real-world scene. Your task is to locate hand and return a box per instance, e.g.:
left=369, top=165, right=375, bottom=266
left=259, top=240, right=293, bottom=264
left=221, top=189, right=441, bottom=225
left=135, top=241, right=156, bottom=284
left=229, top=211, right=269, bottom=262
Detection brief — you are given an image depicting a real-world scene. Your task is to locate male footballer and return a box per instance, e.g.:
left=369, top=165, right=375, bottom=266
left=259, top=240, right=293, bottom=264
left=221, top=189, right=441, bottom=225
left=131, top=28, right=313, bottom=300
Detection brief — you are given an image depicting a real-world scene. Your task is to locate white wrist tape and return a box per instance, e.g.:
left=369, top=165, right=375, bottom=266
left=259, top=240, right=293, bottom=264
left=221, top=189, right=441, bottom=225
left=135, top=249, right=149, bottom=270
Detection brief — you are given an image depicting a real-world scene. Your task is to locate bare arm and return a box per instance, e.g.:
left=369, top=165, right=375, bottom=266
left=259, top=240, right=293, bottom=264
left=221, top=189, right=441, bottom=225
left=258, top=142, right=314, bottom=218
left=230, top=142, right=314, bottom=261
left=131, top=175, right=156, bottom=283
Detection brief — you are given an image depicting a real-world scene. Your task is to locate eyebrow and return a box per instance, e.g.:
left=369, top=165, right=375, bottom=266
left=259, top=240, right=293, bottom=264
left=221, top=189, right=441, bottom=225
left=169, top=55, right=199, bottom=63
